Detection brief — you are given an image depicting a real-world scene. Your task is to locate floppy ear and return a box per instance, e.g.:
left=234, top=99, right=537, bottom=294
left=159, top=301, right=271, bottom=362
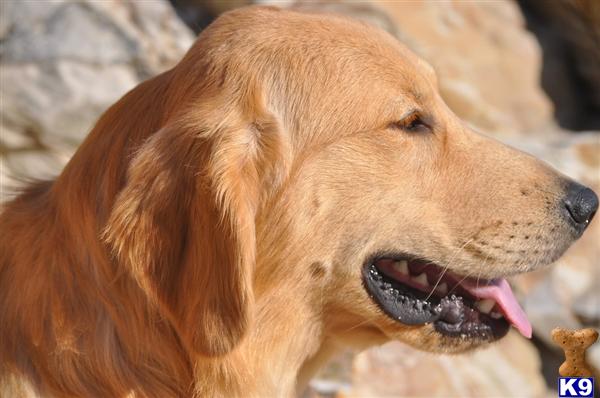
left=104, top=105, right=286, bottom=357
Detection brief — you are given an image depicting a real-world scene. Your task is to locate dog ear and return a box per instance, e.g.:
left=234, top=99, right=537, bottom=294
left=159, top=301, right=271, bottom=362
left=104, top=105, right=286, bottom=357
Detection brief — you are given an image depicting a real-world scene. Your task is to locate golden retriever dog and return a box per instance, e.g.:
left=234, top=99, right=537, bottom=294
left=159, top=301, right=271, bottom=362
left=1, top=6, right=598, bottom=397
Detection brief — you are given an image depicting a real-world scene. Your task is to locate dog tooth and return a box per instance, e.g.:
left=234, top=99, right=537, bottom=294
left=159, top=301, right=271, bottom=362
left=490, top=311, right=503, bottom=319
left=435, top=282, right=448, bottom=295
left=476, top=299, right=495, bottom=314
left=393, top=260, right=409, bottom=275
left=413, top=273, right=428, bottom=286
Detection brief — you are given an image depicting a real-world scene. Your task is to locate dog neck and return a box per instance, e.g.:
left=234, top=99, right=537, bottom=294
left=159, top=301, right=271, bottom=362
left=194, top=286, right=389, bottom=397
left=193, top=293, right=328, bottom=397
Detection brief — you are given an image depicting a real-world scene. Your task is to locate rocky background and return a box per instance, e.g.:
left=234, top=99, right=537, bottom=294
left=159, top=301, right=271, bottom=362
left=1, top=1, right=598, bottom=397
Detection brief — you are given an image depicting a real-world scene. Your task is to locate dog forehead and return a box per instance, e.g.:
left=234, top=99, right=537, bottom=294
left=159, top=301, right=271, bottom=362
left=210, top=6, right=430, bottom=79
left=194, top=6, right=439, bottom=142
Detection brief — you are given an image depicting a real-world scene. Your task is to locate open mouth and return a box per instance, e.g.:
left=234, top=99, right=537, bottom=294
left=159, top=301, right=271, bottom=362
left=362, top=256, right=532, bottom=341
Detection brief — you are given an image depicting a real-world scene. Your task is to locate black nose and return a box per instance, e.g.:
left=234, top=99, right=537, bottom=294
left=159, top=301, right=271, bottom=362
left=563, top=183, right=598, bottom=230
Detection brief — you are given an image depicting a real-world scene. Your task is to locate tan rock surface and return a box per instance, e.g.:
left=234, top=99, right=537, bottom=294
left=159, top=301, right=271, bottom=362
left=0, top=0, right=194, bottom=199
left=345, top=331, right=546, bottom=397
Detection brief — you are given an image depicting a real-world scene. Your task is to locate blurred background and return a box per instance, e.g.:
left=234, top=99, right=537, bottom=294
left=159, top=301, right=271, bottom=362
left=0, top=0, right=598, bottom=397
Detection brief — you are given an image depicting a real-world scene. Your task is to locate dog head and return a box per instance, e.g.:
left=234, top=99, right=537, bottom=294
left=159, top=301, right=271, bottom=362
left=103, top=6, right=597, bottom=357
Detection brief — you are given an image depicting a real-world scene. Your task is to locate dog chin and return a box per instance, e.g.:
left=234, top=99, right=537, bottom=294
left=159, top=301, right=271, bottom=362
left=383, top=323, right=502, bottom=354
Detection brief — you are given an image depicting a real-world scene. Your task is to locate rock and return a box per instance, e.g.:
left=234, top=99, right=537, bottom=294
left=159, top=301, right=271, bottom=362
left=345, top=331, right=547, bottom=397
left=518, top=0, right=600, bottom=130
left=0, top=0, right=194, bottom=199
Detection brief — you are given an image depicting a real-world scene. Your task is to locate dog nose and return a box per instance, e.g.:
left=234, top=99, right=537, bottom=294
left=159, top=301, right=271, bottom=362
left=563, top=183, right=598, bottom=230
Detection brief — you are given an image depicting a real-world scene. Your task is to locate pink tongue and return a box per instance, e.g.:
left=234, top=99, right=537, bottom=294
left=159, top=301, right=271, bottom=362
left=462, top=278, right=532, bottom=338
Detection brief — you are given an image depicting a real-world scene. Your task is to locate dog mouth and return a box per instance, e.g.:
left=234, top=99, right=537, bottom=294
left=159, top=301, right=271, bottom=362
left=362, top=256, right=532, bottom=341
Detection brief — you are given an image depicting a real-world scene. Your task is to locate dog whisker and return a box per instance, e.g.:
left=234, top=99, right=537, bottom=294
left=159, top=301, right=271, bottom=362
left=342, top=315, right=380, bottom=334
left=425, top=236, right=477, bottom=301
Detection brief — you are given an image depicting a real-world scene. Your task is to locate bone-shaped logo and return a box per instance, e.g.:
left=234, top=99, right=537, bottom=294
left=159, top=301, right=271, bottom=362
left=552, top=327, right=599, bottom=377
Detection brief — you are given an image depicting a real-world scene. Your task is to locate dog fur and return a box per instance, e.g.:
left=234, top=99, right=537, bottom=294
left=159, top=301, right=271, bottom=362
left=0, top=6, right=589, bottom=397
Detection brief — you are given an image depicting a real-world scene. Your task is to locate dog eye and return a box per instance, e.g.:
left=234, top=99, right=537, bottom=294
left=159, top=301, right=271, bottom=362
left=389, top=113, right=431, bottom=133
left=405, top=116, right=428, bottom=132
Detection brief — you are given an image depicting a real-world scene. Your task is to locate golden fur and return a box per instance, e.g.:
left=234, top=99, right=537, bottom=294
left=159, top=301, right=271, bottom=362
left=0, top=6, right=587, bottom=397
